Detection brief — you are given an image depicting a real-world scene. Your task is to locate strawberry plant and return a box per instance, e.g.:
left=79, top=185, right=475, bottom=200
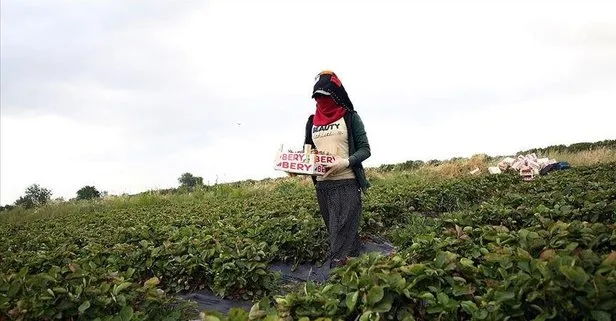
left=2, top=161, right=615, bottom=320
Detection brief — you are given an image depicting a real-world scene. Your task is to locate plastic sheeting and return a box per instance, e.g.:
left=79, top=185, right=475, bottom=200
left=179, top=238, right=396, bottom=314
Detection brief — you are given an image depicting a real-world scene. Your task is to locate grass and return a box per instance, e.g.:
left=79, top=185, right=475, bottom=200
left=546, top=147, right=616, bottom=166
left=372, top=146, right=616, bottom=181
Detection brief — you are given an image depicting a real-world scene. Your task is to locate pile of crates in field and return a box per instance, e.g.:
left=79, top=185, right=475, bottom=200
left=488, top=153, right=570, bottom=181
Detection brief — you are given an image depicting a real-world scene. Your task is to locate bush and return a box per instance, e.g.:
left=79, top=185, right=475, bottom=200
left=76, top=185, right=102, bottom=200
left=14, top=184, right=52, bottom=209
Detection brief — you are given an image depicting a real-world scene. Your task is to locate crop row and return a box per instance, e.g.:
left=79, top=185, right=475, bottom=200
left=202, top=163, right=616, bottom=320
left=1, top=163, right=615, bottom=320
left=204, top=217, right=616, bottom=320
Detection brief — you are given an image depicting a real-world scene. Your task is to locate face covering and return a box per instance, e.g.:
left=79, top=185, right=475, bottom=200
left=312, top=71, right=354, bottom=111
left=313, top=95, right=347, bottom=126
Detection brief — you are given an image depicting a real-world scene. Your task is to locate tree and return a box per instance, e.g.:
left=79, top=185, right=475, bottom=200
left=14, top=184, right=52, bottom=209
left=15, top=196, right=35, bottom=209
left=178, top=172, right=204, bottom=188
left=0, top=205, right=15, bottom=213
left=76, top=185, right=102, bottom=200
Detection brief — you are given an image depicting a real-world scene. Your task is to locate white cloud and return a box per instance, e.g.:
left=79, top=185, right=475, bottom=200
left=0, top=114, right=127, bottom=202
left=1, top=0, right=616, bottom=204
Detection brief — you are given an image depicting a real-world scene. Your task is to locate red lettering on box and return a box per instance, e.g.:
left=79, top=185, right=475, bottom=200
left=315, top=164, right=326, bottom=173
left=275, top=150, right=333, bottom=175
left=315, top=155, right=333, bottom=164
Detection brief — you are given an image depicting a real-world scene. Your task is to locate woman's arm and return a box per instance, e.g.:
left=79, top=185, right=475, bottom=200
left=304, top=115, right=315, bottom=147
left=304, top=115, right=318, bottom=184
left=348, top=113, right=371, bottom=167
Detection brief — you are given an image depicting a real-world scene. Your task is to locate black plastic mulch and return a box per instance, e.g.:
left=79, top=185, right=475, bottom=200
left=179, top=238, right=396, bottom=315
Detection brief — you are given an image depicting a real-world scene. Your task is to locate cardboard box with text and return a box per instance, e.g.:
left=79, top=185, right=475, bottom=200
left=274, top=144, right=337, bottom=176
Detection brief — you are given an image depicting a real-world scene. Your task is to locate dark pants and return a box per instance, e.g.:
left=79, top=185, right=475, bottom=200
left=315, top=179, right=362, bottom=266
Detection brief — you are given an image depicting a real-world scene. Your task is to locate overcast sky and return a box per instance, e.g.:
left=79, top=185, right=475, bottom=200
left=1, top=0, right=615, bottom=205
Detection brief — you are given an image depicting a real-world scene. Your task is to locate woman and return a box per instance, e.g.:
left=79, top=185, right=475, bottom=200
left=303, top=70, right=372, bottom=268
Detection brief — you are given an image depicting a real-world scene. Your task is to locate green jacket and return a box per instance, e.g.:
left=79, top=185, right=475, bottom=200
left=304, top=111, right=372, bottom=192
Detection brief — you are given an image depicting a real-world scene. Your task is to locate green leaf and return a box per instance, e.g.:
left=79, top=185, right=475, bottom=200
left=78, top=300, right=91, bottom=314
left=494, top=291, right=514, bottom=302
left=401, top=263, right=426, bottom=275
left=113, top=282, right=132, bottom=295
left=460, top=301, right=477, bottom=314
left=119, top=306, right=133, bottom=321
left=359, top=310, right=374, bottom=321
left=52, top=287, right=68, bottom=294
left=346, top=291, right=359, bottom=311
left=18, top=267, right=28, bottom=278
left=475, top=309, right=488, bottom=320
left=144, top=277, right=160, bottom=287
left=248, top=303, right=267, bottom=320
left=373, top=294, right=393, bottom=313
left=116, top=294, right=127, bottom=307
left=437, top=292, right=449, bottom=305
left=591, top=310, right=611, bottom=321
left=564, top=242, right=579, bottom=252
left=460, top=258, right=474, bottom=267
left=453, top=283, right=472, bottom=296
left=599, top=252, right=616, bottom=271
left=8, top=284, right=21, bottom=297
left=559, top=266, right=589, bottom=289
left=527, top=291, right=542, bottom=302
left=427, top=305, right=444, bottom=314
left=435, top=251, right=457, bottom=269
left=418, top=292, right=435, bottom=301
left=39, top=273, right=57, bottom=283
left=367, top=286, right=384, bottom=305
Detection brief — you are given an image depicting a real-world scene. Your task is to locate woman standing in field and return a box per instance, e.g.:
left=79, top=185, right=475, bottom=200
left=303, top=70, right=372, bottom=268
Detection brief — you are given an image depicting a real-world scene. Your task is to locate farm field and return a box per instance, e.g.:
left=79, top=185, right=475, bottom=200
left=1, top=142, right=615, bottom=321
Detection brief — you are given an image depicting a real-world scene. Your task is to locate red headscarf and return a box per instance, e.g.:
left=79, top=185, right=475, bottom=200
left=313, top=95, right=347, bottom=126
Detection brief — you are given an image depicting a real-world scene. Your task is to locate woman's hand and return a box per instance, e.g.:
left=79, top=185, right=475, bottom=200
left=323, top=158, right=350, bottom=178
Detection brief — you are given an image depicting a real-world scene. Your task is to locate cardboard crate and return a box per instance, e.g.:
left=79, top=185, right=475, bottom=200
left=274, top=144, right=337, bottom=176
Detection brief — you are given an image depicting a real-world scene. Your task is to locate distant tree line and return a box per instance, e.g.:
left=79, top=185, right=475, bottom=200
left=378, top=160, right=428, bottom=172
left=0, top=184, right=106, bottom=213
left=1, top=172, right=207, bottom=213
